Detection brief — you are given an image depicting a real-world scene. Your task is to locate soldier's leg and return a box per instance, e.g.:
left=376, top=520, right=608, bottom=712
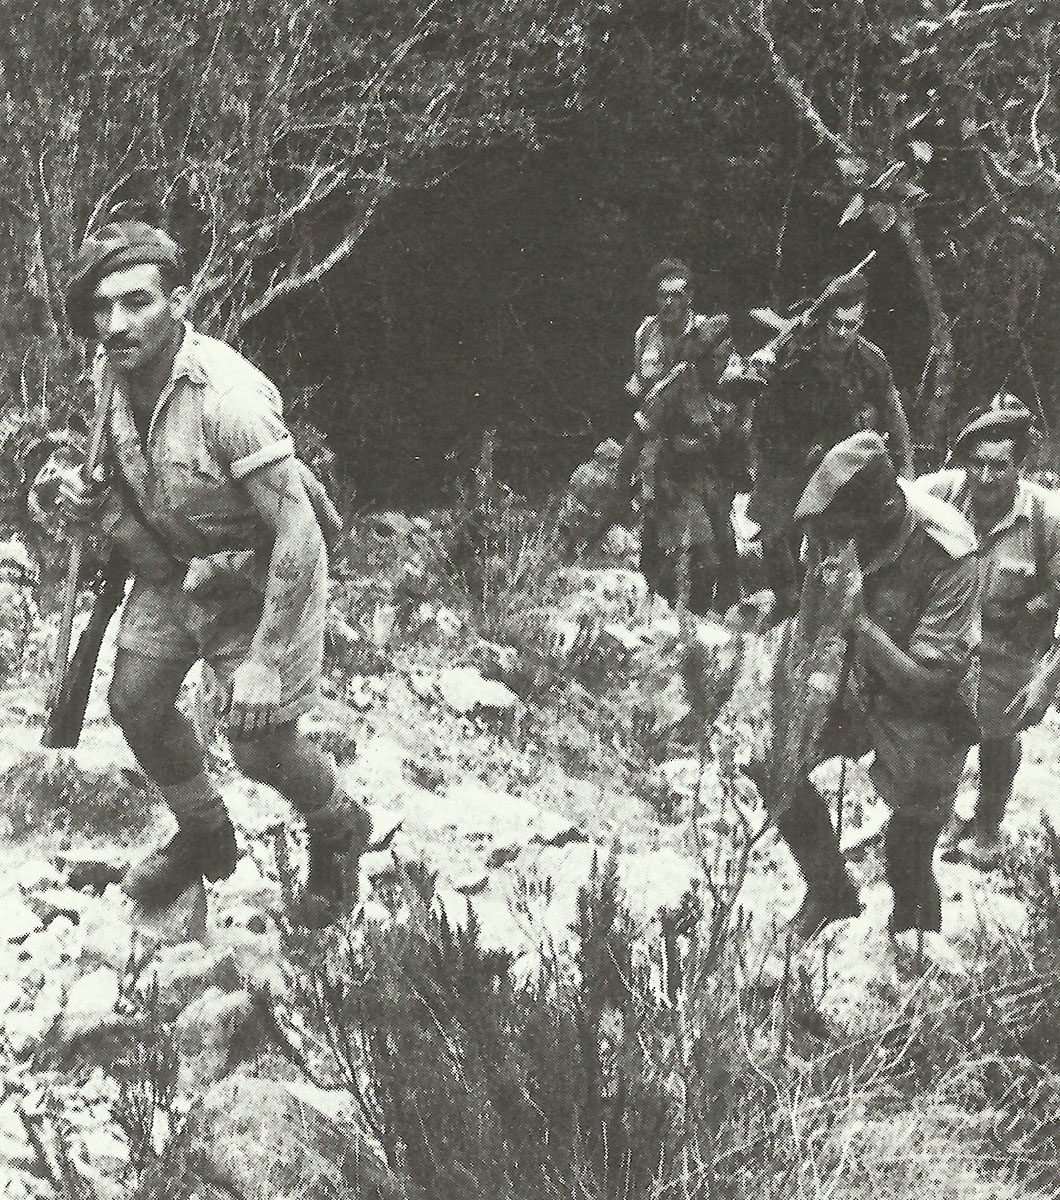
left=760, top=532, right=799, bottom=621
left=885, top=813, right=944, bottom=933
left=229, top=725, right=371, bottom=926
left=976, top=735, right=1021, bottom=844
left=109, top=649, right=237, bottom=908
left=775, top=779, right=862, bottom=940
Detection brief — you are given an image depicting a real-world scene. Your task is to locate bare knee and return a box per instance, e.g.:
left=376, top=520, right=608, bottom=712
left=108, top=652, right=186, bottom=742
left=228, top=731, right=286, bottom=787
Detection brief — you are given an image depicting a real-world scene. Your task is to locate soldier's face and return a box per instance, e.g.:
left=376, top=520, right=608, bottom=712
left=656, top=277, right=691, bottom=328
left=91, top=263, right=188, bottom=373
left=967, top=438, right=1019, bottom=509
left=824, top=301, right=865, bottom=350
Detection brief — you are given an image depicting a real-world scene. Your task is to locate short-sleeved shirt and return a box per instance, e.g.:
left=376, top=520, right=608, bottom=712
left=809, top=480, right=980, bottom=821
left=920, top=468, right=1060, bottom=734
left=95, top=324, right=327, bottom=709
left=97, top=323, right=296, bottom=579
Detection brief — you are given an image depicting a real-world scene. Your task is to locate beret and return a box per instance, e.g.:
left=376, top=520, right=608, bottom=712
left=66, top=221, right=184, bottom=338
left=794, top=430, right=895, bottom=521
left=950, top=400, right=1034, bottom=459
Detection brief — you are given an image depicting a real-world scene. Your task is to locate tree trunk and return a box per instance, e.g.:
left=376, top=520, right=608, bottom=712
left=894, top=210, right=954, bottom=454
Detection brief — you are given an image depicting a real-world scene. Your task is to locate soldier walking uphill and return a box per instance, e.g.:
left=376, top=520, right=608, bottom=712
left=625, top=260, right=745, bottom=615
left=774, top=432, right=978, bottom=941
left=748, top=275, right=914, bottom=621
left=54, top=221, right=370, bottom=927
left=921, top=401, right=1060, bottom=870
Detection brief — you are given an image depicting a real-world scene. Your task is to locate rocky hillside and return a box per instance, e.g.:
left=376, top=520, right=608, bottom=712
left=0, top=526, right=1056, bottom=1198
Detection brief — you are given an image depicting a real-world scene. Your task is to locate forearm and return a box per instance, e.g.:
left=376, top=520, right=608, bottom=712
left=855, top=613, right=958, bottom=703
left=251, top=517, right=325, bottom=667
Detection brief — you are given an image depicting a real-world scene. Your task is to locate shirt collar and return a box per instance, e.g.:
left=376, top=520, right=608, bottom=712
left=168, top=322, right=207, bottom=386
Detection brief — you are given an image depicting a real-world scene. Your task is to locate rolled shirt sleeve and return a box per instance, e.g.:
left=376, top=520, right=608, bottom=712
left=907, top=553, right=981, bottom=674
left=210, top=384, right=296, bottom=480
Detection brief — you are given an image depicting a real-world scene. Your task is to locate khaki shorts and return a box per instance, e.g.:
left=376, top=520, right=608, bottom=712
left=815, top=691, right=972, bottom=827
left=116, top=574, right=323, bottom=725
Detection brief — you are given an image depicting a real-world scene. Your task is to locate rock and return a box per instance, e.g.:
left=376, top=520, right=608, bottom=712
left=131, top=877, right=208, bottom=945
left=529, top=813, right=588, bottom=848
left=79, top=901, right=136, bottom=972
left=0, top=895, right=43, bottom=944
left=5, top=983, right=65, bottom=1057
left=436, top=667, right=519, bottom=716
left=59, top=965, right=122, bottom=1043
left=152, top=944, right=240, bottom=1018
left=56, top=853, right=124, bottom=895
left=223, top=858, right=274, bottom=909
left=17, top=917, right=82, bottom=975
left=186, top=1075, right=408, bottom=1200
left=15, top=860, right=63, bottom=895
left=453, top=873, right=489, bottom=896
left=175, top=987, right=259, bottom=1093
left=796, top=913, right=899, bottom=1038
left=24, top=886, right=94, bottom=925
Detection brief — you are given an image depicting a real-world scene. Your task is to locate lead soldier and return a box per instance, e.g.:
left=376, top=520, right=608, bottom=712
left=55, top=220, right=370, bottom=926
left=776, top=431, right=979, bottom=941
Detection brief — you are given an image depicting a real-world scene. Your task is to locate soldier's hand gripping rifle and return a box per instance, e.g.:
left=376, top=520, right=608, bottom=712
left=42, top=377, right=128, bottom=749
left=719, top=251, right=877, bottom=388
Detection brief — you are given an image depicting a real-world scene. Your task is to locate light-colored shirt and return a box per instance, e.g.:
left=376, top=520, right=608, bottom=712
left=920, top=467, right=1060, bottom=657
left=97, top=323, right=297, bottom=578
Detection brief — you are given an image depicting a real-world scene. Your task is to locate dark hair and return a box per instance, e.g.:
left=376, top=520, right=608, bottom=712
left=648, top=258, right=693, bottom=293
left=824, top=272, right=869, bottom=314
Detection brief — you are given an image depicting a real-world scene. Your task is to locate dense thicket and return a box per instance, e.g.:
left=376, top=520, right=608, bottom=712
left=0, top=0, right=1057, bottom=503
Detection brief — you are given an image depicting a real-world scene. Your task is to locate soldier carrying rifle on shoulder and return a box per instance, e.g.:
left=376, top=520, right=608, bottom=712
left=739, top=264, right=914, bottom=623
left=42, top=218, right=370, bottom=928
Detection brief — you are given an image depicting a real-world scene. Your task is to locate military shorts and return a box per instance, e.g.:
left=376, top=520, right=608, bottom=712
left=116, top=574, right=323, bottom=725
left=815, top=691, right=972, bottom=827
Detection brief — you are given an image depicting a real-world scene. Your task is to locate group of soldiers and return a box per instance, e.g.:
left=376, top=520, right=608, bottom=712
left=40, top=220, right=1060, bottom=955
left=597, top=257, right=1060, bottom=943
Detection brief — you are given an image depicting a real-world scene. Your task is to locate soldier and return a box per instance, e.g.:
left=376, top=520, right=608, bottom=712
left=921, top=401, right=1060, bottom=869
left=748, top=275, right=914, bottom=621
left=776, top=431, right=978, bottom=939
left=625, top=259, right=743, bottom=614
left=54, top=220, right=370, bottom=926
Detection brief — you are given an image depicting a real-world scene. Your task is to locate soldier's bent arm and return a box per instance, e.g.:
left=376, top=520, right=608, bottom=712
left=857, top=553, right=979, bottom=707
left=241, top=458, right=326, bottom=671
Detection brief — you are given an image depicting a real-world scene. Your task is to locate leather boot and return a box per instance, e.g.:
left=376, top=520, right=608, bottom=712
left=293, top=804, right=373, bottom=930
left=124, top=813, right=238, bottom=911
left=886, top=815, right=943, bottom=933
left=776, top=782, right=861, bottom=940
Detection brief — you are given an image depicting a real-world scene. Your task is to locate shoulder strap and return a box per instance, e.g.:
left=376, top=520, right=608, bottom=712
left=109, top=460, right=190, bottom=568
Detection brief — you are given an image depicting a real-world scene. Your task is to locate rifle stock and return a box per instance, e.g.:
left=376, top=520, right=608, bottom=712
left=43, top=372, right=115, bottom=748
left=41, top=553, right=128, bottom=748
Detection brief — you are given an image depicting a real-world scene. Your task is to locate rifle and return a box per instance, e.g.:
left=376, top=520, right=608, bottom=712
left=42, top=551, right=129, bottom=748
left=720, top=251, right=877, bottom=386
left=572, top=254, right=878, bottom=559
left=42, top=374, right=118, bottom=749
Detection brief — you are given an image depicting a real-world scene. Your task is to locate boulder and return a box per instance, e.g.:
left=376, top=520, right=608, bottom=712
left=151, top=944, right=240, bottom=1018
left=175, top=987, right=259, bottom=1093
left=186, top=1076, right=410, bottom=1200
left=58, top=965, right=122, bottom=1044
